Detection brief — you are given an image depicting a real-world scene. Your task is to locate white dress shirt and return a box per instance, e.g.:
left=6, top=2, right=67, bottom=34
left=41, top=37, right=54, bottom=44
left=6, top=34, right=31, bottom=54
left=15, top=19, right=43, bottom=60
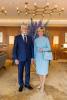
left=21, top=33, right=27, bottom=42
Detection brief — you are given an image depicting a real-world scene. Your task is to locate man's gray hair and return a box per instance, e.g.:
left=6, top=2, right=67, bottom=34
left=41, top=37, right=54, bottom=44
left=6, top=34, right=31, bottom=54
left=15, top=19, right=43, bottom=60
left=21, top=23, right=28, bottom=29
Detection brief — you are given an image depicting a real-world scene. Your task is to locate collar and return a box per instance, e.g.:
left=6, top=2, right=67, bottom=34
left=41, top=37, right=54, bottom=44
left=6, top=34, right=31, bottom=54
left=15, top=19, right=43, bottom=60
left=21, top=33, right=27, bottom=36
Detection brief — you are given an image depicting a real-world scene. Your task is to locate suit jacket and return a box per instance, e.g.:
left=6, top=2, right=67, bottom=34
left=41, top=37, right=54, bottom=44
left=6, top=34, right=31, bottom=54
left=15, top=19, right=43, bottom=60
left=13, top=34, right=34, bottom=61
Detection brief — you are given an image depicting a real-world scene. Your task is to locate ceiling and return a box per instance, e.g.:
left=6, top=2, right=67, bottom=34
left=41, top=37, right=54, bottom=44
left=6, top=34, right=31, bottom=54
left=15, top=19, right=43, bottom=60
left=0, top=0, right=67, bottom=26
left=0, top=0, right=67, bottom=19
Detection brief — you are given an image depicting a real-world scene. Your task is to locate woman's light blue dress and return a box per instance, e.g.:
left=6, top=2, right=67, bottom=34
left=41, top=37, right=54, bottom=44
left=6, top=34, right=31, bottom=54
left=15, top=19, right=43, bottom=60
left=34, top=36, right=51, bottom=75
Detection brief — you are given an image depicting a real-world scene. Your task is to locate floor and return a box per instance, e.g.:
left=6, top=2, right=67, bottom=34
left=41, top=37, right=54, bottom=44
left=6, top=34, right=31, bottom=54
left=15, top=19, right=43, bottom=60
left=0, top=60, right=67, bottom=100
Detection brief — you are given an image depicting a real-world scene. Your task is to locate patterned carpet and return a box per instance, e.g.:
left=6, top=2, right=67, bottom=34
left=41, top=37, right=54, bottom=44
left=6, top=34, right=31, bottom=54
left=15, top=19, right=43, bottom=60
left=0, top=60, right=67, bottom=100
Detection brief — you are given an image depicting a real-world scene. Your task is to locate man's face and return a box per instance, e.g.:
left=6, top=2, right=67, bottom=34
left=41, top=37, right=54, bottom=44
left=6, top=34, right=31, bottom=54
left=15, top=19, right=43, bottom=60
left=21, top=25, right=28, bottom=35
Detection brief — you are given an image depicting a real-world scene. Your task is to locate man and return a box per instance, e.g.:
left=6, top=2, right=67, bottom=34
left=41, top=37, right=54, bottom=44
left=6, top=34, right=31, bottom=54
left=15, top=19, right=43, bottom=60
left=13, top=23, right=34, bottom=92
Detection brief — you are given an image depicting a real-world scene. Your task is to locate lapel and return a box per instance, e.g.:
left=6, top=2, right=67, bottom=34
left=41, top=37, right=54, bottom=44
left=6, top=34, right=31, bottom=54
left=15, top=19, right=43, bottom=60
left=27, top=35, right=29, bottom=43
left=18, top=34, right=24, bottom=44
left=20, top=34, right=24, bottom=40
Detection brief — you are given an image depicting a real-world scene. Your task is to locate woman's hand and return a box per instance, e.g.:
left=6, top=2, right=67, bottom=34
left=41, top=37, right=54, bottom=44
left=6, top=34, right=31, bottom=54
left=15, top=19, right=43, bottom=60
left=39, top=48, right=44, bottom=52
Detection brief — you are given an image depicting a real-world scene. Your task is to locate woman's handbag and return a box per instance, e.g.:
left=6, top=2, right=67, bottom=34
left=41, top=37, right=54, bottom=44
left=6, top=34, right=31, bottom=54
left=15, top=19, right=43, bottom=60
left=42, top=51, right=53, bottom=60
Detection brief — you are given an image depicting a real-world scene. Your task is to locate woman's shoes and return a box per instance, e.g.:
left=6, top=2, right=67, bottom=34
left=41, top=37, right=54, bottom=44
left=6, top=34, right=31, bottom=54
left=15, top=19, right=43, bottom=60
left=37, top=85, right=41, bottom=89
left=40, top=88, right=47, bottom=95
left=36, top=85, right=47, bottom=95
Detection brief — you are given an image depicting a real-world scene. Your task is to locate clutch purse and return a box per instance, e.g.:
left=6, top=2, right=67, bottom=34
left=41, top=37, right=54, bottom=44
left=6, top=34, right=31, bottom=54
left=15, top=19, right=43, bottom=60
left=42, top=51, right=53, bottom=60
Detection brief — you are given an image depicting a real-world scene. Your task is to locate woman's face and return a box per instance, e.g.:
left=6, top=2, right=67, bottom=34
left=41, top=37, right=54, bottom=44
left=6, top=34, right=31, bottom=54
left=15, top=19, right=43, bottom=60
left=37, top=28, right=44, bottom=36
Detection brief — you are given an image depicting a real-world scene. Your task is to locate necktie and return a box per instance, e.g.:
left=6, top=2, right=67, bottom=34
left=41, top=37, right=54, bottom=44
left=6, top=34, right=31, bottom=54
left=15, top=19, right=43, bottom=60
left=24, top=35, right=27, bottom=43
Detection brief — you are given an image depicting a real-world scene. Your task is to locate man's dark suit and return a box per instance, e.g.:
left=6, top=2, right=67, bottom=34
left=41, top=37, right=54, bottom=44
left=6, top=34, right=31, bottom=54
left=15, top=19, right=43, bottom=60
left=13, top=34, right=34, bottom=87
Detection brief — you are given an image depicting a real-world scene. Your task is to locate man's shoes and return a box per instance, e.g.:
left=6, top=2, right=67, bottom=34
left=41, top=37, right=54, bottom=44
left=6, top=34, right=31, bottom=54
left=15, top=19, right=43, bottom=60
left=19, top=86, right=23, bottom=92
left=25, top=85, right=33, bottom=90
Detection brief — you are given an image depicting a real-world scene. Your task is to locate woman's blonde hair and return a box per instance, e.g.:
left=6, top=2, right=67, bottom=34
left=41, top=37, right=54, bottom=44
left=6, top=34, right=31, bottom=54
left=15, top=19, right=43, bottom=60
left=36, top=26, right=45, bottom=33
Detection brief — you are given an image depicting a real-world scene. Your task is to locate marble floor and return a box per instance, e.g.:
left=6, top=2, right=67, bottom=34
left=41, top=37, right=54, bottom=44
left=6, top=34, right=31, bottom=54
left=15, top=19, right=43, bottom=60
left=0, top=60, right=67, bottom=100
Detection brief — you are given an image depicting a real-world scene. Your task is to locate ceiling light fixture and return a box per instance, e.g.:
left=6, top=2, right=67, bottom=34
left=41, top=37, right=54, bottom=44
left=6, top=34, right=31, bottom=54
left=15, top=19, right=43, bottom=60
left=16, top=2, right=64, bottom=17
left=0, top=7, right=7, bottom=15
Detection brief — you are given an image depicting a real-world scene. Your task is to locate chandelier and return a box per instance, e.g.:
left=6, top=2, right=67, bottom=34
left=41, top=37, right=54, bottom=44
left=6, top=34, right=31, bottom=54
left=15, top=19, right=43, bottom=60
left=16, top=2, right=64, bottom=17
left=0, top=7, right=7, bottom=15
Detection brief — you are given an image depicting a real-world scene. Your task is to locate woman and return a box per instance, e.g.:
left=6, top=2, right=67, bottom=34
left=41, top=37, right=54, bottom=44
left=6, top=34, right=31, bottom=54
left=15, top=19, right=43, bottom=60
left=34, top=27, right=51, bottom=93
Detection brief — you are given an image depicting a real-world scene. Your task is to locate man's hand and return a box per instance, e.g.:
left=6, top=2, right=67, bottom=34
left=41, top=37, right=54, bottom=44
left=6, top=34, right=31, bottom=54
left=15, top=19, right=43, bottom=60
left=15, top=59, right=19, bottom=65
left=31, top=58, right=34, bottom=64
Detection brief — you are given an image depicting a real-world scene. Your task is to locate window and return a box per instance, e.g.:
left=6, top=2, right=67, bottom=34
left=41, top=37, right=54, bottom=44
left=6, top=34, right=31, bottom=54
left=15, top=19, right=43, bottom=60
left=0, top=32, right=3, bottom=43
left=65, top=33, right=67, bottom=43
left=9, top=36, right=14, bottom=44
left=53, top=36, right=59, bottom=45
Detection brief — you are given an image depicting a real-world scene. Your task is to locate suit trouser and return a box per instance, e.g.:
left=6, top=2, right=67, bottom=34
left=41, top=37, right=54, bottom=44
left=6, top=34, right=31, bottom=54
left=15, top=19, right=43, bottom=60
left=18, top=60, right=31, bottom=87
